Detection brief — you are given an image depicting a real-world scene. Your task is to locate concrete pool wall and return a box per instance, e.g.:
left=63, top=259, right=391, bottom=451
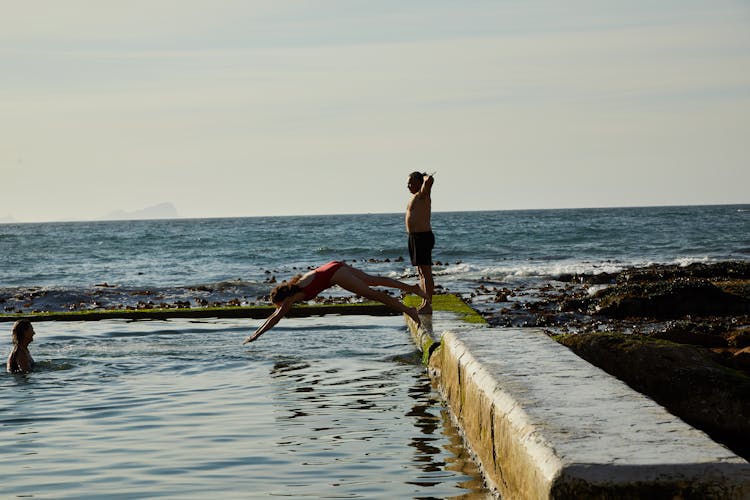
left=406, top=311, right=750, bottom=499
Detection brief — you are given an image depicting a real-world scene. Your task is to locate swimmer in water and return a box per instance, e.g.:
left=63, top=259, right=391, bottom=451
left=244, top=261, right=425, bottom=343
left=7, top=319, right=35, bottom=373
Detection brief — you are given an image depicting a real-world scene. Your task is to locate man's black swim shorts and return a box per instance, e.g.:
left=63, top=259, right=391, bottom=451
left=408, top=231, right=435, bottom=266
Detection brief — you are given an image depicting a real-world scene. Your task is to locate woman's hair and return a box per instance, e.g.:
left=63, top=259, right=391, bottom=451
left=269, top=276, right=302, bottom=305
left=11, top=320, right=32, bottom=345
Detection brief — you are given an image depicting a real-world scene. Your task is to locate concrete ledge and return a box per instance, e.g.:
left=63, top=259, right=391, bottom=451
left=0, top=303, right=397, bottom=323
left=406, top=313, right=750, bottom=499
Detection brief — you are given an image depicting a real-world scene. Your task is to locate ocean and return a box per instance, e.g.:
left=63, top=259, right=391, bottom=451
left=1, top=204, right=749, bottom=498
left=2, top=205, right=748, bottom=313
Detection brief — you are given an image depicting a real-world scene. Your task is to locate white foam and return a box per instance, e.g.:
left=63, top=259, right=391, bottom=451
left=438, top=261, right=627, bottom=282
left=673, top=256, right=711, bottom=267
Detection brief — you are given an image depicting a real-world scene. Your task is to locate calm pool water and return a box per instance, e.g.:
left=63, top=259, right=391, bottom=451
left=1, top=316, right=492, bottom=499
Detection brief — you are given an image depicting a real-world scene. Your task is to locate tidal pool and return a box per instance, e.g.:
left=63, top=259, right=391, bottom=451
left=1, top=316, right=492, bottom=499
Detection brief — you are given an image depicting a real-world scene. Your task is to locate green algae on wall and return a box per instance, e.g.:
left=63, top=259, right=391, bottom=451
left=404, top=294, right=487, bottom=324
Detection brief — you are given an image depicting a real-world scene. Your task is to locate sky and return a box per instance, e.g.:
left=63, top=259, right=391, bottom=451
left=2, top=1, right=749, bottom=222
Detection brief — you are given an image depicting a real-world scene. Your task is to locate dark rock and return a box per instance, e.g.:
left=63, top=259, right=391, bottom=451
left=559, top=298, right=590, bottom=313
left=734, top=347, right=750, bottom=372
left=592, top=279, right=750, bottom=318
left=727, top=327, right=750, bottom=348
left=649, top=329, right=728, bottom=348
left=556, top=272, right=616, bottom=285
left=617, top=261, right=750, bottom=284
left=648, top=321, right=730, bottom=347
left=556, top=273, right=576, bottom=283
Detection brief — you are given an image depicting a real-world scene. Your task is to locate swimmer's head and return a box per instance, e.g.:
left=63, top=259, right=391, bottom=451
left=269, top=282, right=302, bottom=306
left=11, top=319, right=34, bottom=345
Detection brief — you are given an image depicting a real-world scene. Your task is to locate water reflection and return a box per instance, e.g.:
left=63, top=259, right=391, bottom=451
left=267, top=350, right=492, bottom=498
left=407, top=375, right=492, bottom=498
left=407, top=377, right=447, bottom=471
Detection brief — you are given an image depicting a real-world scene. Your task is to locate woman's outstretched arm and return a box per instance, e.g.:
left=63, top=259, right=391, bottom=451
left=243, top=299, right=294, bottom=344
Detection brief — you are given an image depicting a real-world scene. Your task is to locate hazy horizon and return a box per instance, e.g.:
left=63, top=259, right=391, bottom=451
left=2, top=200, right=748, bottom=225
left=3, top=1, right=749, bottom=223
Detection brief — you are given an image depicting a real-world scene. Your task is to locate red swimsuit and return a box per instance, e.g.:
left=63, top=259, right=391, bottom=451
left=301, top=261, right=344, bottom=300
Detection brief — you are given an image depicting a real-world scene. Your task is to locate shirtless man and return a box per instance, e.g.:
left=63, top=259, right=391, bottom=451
left=405, top=171, right=435, bottom=313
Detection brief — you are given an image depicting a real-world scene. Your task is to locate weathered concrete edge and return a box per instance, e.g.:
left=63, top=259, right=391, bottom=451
left=437, top=331, right=750, bottom=499
left=0, top=303, right=397, bottom=323
left=404, top=315, right=750, bottom=499
left=426, top=326, right=563, bottom=498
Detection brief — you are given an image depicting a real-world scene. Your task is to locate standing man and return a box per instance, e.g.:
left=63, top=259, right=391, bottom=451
left=405, top=171, right=435, bottom=314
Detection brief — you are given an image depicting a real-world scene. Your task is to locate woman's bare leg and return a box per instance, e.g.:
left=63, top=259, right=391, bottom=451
left=330, top=266, right=421, bottom=326
left=417, top=265, right=433, bottom=313
left=341, top=265, right=427, bottom=299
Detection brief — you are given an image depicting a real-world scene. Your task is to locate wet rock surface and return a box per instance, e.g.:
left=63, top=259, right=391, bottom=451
left=466, top=260, right=750, bottom=460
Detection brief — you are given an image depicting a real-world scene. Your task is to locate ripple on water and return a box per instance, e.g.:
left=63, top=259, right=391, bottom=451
left=1, top=317, right=492, bottom=499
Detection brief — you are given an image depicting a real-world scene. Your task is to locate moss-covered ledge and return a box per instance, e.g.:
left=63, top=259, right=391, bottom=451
left=403, top=294, right=486, bottom=365
left=0, top=294, right=478, bottom=324
left=403, top=294, right=486, bottom=324
left=0, top=301, right=401, bottom=323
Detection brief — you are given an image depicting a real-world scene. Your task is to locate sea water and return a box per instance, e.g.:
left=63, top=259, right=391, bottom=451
left=1, top=316, right=488, bottom=498
left=1, top=205, right=748, bottom=311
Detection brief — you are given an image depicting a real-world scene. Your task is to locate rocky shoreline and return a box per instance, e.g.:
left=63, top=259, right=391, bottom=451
left=466, top=260, right=750, bottom=461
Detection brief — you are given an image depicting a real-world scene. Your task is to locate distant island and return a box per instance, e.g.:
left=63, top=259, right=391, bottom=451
left=99, top=202, right=180, bottom=221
